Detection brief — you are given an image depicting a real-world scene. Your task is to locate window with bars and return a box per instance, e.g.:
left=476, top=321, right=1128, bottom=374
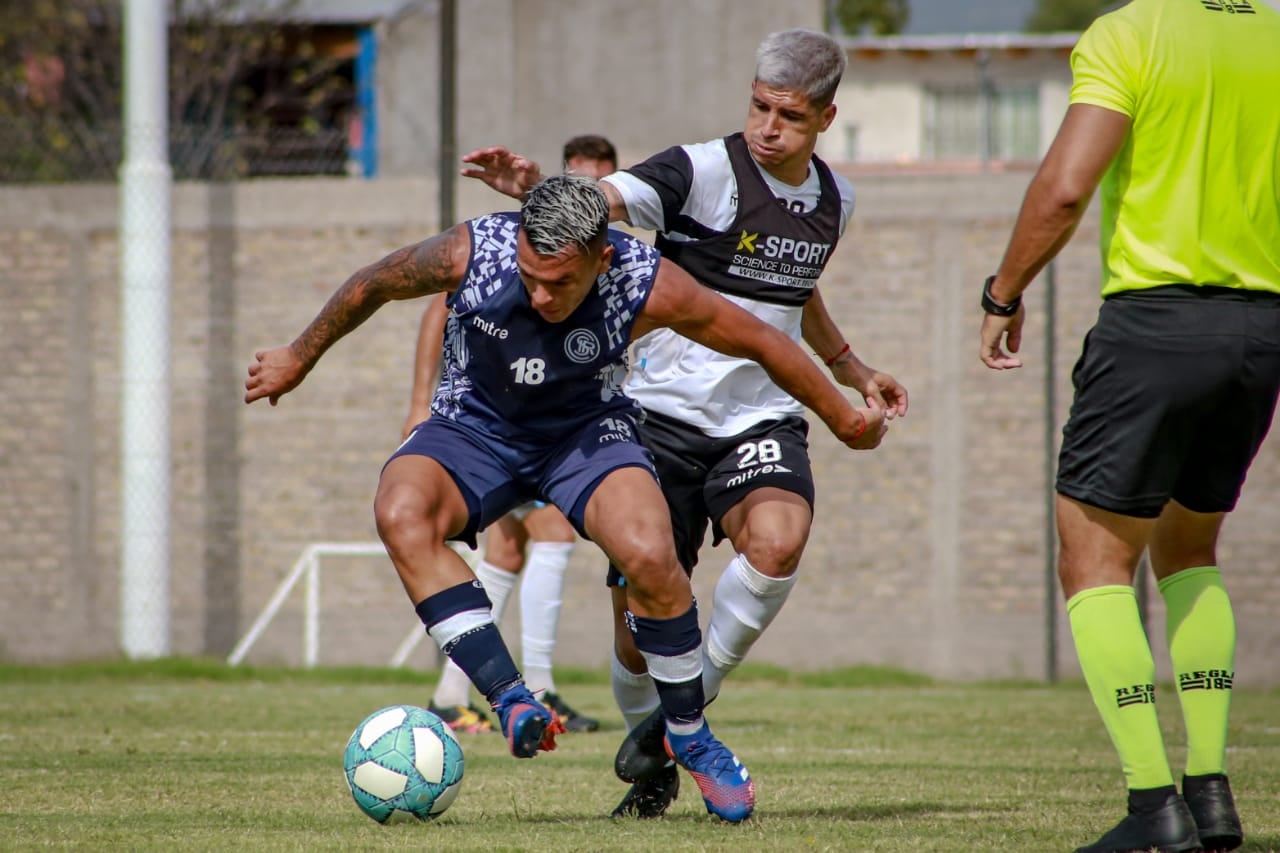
left=923, top=84, right=1040, bottom=162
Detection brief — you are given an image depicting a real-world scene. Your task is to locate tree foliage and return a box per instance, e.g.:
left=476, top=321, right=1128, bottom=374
left=830, top=0, right=911, bottom=36
left=1025, top=0, right=1114, bottom=32
left=0, top=0, right=352, bottom=182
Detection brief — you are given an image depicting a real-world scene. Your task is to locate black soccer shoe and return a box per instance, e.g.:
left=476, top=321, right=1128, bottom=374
left=1183, top=774, right=1243, bottom=852
left=1074, top=787, right=1202, bottom=853
left=611, top=762, right=679, bottom=819
left=542, top=691, right=600, bottom=733
left=614, top=706, right=668, bottom=783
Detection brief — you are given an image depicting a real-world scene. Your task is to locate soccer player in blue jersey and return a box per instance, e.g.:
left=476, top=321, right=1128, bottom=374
left=460, top=28, right=908, bottom=818
left=245, top=175, right=887, bottom=823
left=401, top=136, right=620, bottom=735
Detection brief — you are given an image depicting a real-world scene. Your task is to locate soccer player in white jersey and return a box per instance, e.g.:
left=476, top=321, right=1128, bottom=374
left=460, top=28, right=908, bottom=818
left=402, top=137, right=619, bottom=735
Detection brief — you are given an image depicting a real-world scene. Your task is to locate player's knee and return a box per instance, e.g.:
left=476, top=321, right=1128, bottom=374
left=374, top=483, right=438, bottom=548
left=613, top=632, right=646, bottom=673
left=482, top=539, right=524, bottom=571
left=741, top=532, right=806, bottom=576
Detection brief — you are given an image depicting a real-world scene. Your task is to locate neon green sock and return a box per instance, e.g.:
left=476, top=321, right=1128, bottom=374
left=1067, top=584, right=1173, bottom=790
left=1158, top=566, right=1235, bottom=777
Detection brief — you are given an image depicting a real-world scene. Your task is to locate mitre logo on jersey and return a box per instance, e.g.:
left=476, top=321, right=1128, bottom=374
left=564, top=328, right=601, bottom=363
left=472, top=315, right=509, bottom=339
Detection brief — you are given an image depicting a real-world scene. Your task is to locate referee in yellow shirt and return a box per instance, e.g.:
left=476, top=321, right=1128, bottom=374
left=978, top=1, right=1279, bottom=851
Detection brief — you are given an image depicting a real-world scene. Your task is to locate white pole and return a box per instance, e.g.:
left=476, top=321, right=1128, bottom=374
left=119, top=0, right=173, bottom=658
left=304, top=553, right=320, bottom=668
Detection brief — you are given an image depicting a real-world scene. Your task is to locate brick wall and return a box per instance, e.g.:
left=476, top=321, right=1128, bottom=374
left=3, top=174, right=1277, bottom=682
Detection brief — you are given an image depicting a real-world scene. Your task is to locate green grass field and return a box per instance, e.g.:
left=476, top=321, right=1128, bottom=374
left=1, top=660, right=1277, bottom=852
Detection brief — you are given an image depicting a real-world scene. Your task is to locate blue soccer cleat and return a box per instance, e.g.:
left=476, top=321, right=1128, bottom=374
left=664, top=722, right=755, bottom=823
left=492, top=684, right=565, bottom=758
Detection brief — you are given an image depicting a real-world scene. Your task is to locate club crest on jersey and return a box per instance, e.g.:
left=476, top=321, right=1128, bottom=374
left=564, top=328, right=601, bottom=364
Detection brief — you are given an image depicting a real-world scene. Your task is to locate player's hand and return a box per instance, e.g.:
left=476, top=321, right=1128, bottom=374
left=460, top=146, right=543, bottom=201
left=979, top=308, right=1026, bottom=370
left=400, top=407, right=431, bottom=441
left=244, top=345, right=307, bottom=406
left=832, top=358, right=909, bottom=420
left=843, top=400, right=889, bottom=450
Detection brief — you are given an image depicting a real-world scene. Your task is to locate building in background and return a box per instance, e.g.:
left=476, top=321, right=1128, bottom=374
left=821, top=33, right=1076, bottom=170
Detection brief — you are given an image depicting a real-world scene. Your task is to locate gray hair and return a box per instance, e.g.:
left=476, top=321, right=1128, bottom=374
left=755, top=29, right=847, bottom=109
left=520, top=174, right=610, bottom=256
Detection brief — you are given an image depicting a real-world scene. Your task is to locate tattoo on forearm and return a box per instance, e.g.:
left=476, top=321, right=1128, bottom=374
left=290, top=229, right=463, bottom=366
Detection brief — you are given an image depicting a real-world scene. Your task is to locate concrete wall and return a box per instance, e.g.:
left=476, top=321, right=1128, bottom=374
left=4, top=173, right=1279, bottom=681
left=377, top=0, right=823, bottom=177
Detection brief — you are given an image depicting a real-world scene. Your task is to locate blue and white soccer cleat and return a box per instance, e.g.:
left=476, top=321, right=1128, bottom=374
left=664, top=722, right=755, bottom=823
left=492, top=684, right=565, bottom=758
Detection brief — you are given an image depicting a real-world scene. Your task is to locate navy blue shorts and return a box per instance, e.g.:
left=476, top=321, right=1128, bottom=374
left=386, top=414, right=656, bottom=546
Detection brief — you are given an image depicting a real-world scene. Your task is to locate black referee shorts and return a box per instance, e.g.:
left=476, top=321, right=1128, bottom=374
left=1056, top=284, right=1280, bottom=518
left=606, top=411, right=814, bottom=586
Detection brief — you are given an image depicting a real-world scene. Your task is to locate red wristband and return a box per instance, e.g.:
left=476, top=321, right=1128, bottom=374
left=823, top=342, right=850, bottom=367
left=849, top=411, right=867, bottom=440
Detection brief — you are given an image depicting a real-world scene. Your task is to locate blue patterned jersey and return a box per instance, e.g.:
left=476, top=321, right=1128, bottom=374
left=430, top=212, right=659, bottom=445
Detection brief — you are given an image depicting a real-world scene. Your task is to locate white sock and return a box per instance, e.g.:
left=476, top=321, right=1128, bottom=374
left=611, top=652, right=659, bottom=732
left=519, top=541, right=573, bottom=696
left=433, top=560, right=519, bottom=707
left=474, top=559, right=519, bottom=623
left=703, top=554, right=798, bottom=702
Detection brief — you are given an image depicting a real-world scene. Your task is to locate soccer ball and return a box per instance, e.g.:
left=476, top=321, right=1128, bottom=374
left=343, top=705, right=465, bottom=823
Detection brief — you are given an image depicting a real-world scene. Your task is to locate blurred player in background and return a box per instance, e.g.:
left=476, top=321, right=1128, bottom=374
left=460, top=28, right=907, bottom=818
left=979, top=1, right=1280, bottom=851
left=562, top=133, right=617, bottom=179
left=402, top=136, right=619, bottom=735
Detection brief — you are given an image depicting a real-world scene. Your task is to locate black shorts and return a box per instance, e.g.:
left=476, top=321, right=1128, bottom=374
left=1056, top=285, right=1280, bottom=518
left=606, top=411, right=814, bottom=586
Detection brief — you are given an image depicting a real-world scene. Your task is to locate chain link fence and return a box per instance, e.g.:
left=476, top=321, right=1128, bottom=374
left=0, top=119, right=352, bottom=183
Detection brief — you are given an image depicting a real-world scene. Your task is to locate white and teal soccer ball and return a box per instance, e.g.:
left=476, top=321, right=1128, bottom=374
left=343, top=705, right=465, bottom=823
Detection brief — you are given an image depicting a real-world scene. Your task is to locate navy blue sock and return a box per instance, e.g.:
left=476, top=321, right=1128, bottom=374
left=415, top=583, right=522, bottom=705
left=630, top=604, right=705, bottom=725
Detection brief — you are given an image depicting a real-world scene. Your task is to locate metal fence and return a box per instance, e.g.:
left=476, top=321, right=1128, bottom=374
left=0, top=119, right=351, bottom=183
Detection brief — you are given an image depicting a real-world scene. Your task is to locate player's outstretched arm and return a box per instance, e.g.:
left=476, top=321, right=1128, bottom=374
left=801, top=287, right=909, bottom=419
left=635, top=260, right=887, bottom=449
left=461, top=146, right=631, bottom=224
left=460, top=146, right=545, bottom=201
left=401, top=292, right=450, bottom=438
left=245, top=225, right=470, bottom=407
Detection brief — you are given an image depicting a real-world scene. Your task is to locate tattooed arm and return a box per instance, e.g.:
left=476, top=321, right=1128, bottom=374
left=245, top=224, right=470, bottom=405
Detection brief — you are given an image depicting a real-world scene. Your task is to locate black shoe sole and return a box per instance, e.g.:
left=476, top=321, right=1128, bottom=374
left=615, top=707, right=667, bottom=782
left=610, top=767, right=680, bottom=819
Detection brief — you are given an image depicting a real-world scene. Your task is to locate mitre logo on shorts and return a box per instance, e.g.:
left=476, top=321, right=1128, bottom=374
left=564, top=328, right=600, bottom=363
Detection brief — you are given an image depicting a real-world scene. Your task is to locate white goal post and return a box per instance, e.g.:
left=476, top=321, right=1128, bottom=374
left=226, top=541, right=479, bottom=669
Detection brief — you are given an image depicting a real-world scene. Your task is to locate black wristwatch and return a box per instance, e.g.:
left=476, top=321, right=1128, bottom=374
left=980, top=275, right=1022, bottom=317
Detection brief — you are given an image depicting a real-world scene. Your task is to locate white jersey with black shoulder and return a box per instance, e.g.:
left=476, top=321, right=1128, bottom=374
left=602, top=137, right=856, bottom=437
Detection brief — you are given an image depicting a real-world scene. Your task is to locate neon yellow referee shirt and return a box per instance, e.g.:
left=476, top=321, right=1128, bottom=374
left=1070, top=0, right=1280, bottom=296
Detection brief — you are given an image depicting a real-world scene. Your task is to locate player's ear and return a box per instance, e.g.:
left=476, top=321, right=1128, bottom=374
left=596, top=244, right=614, bottom=275
left=819, top=102, right=837, bottom=132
